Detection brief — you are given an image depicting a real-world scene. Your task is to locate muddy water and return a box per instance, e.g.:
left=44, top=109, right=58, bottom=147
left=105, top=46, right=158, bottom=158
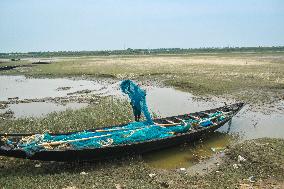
left=146, top=87, right=228, bottom=117
left=144, top=132, right=232, bottom=169
left=0, top=75, right=103, bottom=101
left=1, top=75, right=284, bottom=169
left=0, top=75, right=103, bottom=118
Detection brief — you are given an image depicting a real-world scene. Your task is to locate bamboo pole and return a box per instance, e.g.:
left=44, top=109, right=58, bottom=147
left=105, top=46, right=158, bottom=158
left=39, top=134, right=112, bottom=147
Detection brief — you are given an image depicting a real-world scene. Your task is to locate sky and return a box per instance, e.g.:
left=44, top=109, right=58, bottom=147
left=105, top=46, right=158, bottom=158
left=0, top=0, right=284, bottom=53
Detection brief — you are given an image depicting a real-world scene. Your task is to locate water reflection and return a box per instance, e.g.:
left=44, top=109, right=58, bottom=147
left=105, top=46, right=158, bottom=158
left=146, top=87, right=228, bottom=117
left=143, top=132, right=233, bottom=169
left=0, top=75, right=103, bottom=101
left=219, top=107, right=284, bottom=140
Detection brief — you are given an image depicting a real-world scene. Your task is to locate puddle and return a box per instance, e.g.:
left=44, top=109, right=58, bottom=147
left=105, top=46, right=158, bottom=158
left=0, top=75, right=104, bottom=101
left=144, top=132, right=232, bottom=169
left=221, top=107, right=284, bottom=140
left=0, top=102, right=88, bottom=118
left=146, top=87, right=227, bottom=117
left=0, top=75, right=102, bottom=118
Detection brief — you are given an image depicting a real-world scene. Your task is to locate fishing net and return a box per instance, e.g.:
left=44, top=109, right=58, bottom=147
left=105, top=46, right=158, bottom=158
left=120, top=80, right=153, bottom=124
left=18, top=122, right=191, bottom=155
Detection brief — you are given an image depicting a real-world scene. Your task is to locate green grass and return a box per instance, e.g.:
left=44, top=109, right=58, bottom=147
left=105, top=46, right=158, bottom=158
left=0, top=156, right=156, bottom=189
left=195, top=138, right=284, bottom=188
left=0, top=97, right=133, bottom=134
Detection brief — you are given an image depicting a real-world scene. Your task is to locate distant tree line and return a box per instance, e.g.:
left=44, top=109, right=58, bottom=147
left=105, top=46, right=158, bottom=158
left=1, top=46, right=284, bottom=59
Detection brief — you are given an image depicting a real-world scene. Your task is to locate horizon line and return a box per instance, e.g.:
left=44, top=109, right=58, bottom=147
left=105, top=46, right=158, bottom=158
left=1, top=45, right=284, bottom=54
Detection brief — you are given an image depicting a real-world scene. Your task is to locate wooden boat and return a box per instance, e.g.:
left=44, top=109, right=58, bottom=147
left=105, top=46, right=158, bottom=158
left=0, top=103, right=244, bottom=162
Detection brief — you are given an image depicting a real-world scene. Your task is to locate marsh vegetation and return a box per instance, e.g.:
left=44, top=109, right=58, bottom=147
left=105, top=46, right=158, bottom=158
left=0, top=51, right=283, bottom=188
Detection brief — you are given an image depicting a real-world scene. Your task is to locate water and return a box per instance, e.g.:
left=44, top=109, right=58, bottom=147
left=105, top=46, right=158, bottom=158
left=0, top=75, right=103, bottom=118
left=144, top=132, right=232, bottom=169
left=0, top=75, right=103, bottom=101
left=0, top=75, right=283, bottom=168
left=146, top=87, right=228, bottom=117
left=220, top=107, right=284, bottom=139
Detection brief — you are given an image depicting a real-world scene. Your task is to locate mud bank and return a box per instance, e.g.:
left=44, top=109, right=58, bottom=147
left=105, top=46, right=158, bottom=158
left=0, top=138, right=283, bottom=189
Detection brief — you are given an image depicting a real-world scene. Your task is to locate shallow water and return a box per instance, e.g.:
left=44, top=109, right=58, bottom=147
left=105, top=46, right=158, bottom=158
left=0, top=75, right=283, bottom=168
left=144, top=132, right=232, bottom=169
left=222, top=107, right=284, bottom=139
left=0, top=75, right=103, bottom=118
left=146, top=87, right=227, bottom=117
left=0, top=75, right=103, bottom=101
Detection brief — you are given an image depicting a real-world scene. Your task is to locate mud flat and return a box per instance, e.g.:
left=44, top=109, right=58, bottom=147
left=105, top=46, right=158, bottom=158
left=0, top=52, right=284, bottom=188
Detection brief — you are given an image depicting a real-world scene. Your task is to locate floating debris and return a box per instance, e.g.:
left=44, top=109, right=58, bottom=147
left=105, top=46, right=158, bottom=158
left=0, top=65, right=17, bottom=71
left=159, top=181, right=169, bottom=188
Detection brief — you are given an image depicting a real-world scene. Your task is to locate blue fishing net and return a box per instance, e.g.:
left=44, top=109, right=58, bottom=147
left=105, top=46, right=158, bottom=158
left=120, top=80, right=153, bottom=124
left=18, top=122, right=191, bottom=155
